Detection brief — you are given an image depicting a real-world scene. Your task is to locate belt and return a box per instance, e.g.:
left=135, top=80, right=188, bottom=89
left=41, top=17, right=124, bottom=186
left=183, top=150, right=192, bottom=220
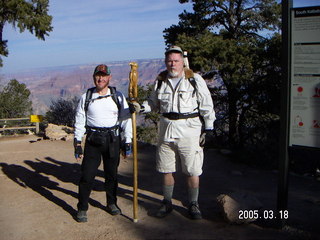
left=86, top=125, right=119, bottom=135
left=86, top=125, right=120, bottom=158
left=162, top=112, right=199, bottom=120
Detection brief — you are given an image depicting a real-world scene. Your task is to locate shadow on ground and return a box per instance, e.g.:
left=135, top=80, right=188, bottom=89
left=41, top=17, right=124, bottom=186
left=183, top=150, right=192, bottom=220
left=1, top=140, right=319, bottom=239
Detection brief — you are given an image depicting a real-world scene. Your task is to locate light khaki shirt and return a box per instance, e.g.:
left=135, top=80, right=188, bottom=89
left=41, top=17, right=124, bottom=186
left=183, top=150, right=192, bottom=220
left=143, top=72, right=216, bottom=141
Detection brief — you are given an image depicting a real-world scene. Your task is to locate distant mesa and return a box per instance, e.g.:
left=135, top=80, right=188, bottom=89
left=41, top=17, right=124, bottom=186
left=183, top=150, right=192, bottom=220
left=3, top=58, right=222, bottom=114
left=3, top=59, right=165, bottom=114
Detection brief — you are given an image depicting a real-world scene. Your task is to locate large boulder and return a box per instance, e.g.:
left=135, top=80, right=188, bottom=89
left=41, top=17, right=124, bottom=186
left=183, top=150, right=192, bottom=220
left=217, top=191, right=263, bottom=224
left=44, top=123, right=73, bottom=141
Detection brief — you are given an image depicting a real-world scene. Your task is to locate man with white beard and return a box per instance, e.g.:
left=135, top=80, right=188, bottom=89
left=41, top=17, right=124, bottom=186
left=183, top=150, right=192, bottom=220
left=137, top=46, right=216, bottom=219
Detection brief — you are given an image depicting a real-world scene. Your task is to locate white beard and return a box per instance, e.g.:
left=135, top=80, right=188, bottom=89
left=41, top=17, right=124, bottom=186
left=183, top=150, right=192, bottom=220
left=168, top=70, right=179, bottom=78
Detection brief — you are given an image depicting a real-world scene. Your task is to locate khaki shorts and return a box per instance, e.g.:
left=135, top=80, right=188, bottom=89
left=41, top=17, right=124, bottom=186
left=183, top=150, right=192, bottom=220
left=156, top=137, right=203, bottom=176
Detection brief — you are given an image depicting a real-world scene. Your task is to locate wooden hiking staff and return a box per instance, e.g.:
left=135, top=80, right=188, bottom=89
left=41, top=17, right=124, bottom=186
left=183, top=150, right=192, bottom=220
left=129, top=62, right=139, bottom=223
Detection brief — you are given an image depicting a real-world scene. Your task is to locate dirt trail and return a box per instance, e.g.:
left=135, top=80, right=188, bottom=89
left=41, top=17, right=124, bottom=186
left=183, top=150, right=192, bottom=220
left=0, top=135, right=319, bottom=240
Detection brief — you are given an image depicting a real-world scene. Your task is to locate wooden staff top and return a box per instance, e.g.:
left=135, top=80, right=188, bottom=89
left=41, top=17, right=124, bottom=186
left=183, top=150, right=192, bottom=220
left=129, top=62, right=138, bottom=101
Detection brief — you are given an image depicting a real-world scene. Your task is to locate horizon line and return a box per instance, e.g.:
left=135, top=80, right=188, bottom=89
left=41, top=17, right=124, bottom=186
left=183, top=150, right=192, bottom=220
left=1, top=57, right=165, bottom=75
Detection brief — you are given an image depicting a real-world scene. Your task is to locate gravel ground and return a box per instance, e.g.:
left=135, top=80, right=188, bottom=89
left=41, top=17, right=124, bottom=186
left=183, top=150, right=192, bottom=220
left=0, top=135, right=319, bottom=240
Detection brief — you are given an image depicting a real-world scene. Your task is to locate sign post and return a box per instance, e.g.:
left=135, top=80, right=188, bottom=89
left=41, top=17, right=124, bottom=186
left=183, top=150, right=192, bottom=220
left=30, top=115, right=43, bottom=134
left=278, top=0, right=292, bottom=228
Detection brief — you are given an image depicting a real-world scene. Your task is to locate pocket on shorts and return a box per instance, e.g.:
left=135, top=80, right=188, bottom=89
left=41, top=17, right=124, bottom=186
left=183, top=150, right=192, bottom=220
left=188, top=147, right=204, bottom=176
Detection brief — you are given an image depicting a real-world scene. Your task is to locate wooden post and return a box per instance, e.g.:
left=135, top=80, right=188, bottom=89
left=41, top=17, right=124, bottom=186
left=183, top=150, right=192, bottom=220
left=129, top=62, right=139, bottom=223
left=30, top=115, right=43, bottom=134
left=36, top=122, right=40, bottom=134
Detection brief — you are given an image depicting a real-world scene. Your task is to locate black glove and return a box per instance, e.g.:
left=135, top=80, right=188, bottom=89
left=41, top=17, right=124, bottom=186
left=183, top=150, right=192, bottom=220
left=74, top=146, right=83, bottom=159
left=128, top=102, right=141, bottom=113
left=121, top=142, right=132, bottom=158
left=74, top=138, right=83, bottom=159
left=200, top=129, right=214, bottom=147
left=125, top=143, right=132, bottom=156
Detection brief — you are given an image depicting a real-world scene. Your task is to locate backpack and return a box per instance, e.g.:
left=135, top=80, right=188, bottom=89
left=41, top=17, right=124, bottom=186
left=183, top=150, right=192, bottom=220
left=156, top=68, right=198, bottom=97
left=84, top=86, right=121, bottom=113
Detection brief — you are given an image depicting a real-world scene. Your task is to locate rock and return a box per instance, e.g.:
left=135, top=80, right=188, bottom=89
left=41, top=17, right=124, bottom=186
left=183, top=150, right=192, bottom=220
left=27, top=129, right=33, bottom=135
left=61, top=134, right=74, bottom=141
left=217, top=192, right=263, bottom=224
left=45, top=123, right=73, bottom=141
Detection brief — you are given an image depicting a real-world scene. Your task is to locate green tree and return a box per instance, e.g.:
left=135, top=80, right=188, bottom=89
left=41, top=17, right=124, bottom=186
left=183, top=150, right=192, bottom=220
left=135, top=84, right=160, bottom=144
left=164, top=0, right=281, bottom=154
left=0, top=0, right=53, bottom=66
left=136, top=84, right=160, bottom=126
left=45, top=97, right=78, bottom=127
left=164, top=0, right=280, bottom=44
left=0, top=79, right=33, bottom=118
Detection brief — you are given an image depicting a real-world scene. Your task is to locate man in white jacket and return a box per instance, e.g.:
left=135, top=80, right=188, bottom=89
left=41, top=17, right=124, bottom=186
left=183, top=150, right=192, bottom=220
left=73, top=64, right=132, bottom=222
left=141, top=46, right=216, bottom=219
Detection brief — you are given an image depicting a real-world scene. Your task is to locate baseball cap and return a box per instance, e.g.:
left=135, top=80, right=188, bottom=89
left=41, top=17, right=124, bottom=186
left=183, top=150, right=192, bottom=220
left=165, top=45, right=183, bottom=55
left=93, top=64, right=111, bottom=75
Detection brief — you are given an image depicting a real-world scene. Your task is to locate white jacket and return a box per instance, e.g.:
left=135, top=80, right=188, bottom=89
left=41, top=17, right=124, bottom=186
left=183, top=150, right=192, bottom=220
left=143, top=71, right=216, bottom=141
left=74, top=87, right=132, bottom=143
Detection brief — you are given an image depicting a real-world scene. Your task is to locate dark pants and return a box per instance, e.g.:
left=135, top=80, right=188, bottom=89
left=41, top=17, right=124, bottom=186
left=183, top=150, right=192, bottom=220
left=77, top=130, right=120, bottom=211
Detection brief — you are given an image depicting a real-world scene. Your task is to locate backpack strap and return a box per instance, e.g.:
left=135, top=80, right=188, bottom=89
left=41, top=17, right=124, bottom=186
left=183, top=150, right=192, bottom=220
left=185, top=68, right=197, bottom=97
left=109, top=86, right=121, bottom=111
left=84, top=87, right=95, bottom=112
left=156, top=70, right=168, bottom=92
left=84, top=87, right=121, bottom=113
left=156, top=69, right=197, bottom=96
left=188, top=77, right=197, bottom=97
left=83, top=86, right=121, bottom=130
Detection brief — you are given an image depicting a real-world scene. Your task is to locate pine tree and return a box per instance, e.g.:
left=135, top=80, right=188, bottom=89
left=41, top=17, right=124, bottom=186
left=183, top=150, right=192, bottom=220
left=0, top=0, right=53, bottom=66
left=164, top=0, right=281, bottom=161
left=0, top=79, right=33, bottom=118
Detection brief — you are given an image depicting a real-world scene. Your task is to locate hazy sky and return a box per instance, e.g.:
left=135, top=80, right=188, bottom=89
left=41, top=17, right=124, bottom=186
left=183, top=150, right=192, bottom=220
left=1, top=0, right=319, bottom=74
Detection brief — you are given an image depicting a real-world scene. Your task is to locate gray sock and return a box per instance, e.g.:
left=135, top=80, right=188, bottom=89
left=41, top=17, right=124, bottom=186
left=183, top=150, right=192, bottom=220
left=163, top=185, right=174, bottom=202
left=188, top=187, right=199, bottom=203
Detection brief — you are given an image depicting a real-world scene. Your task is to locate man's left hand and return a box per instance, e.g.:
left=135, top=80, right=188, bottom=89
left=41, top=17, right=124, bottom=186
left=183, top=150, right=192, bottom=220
left=200, top=129, right=215, bottom=147
left=122, top=143, right=132, bottom=158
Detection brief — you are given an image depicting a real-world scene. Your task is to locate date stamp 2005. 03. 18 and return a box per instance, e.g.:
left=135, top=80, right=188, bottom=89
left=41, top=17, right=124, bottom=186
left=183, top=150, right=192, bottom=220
left=239, top=210, right=289, bottom=220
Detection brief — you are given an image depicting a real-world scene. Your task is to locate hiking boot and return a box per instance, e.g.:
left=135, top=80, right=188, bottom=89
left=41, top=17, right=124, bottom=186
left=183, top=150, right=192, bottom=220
left=76, top=210, right=87, bottom=222
left=155, top=199, right=173, bottom=218
left=188, top=201, right=202, bottom=220
left=106, top=204, right=122, bottom=215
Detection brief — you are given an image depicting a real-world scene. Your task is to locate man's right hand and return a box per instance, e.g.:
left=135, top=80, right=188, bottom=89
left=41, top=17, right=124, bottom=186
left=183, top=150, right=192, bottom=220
left=74, top=138, right=83, bottom=161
